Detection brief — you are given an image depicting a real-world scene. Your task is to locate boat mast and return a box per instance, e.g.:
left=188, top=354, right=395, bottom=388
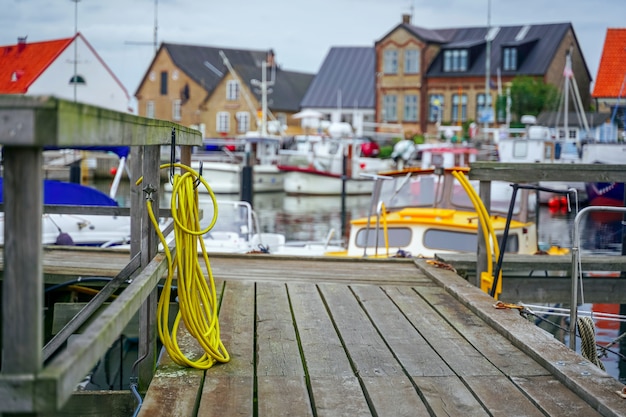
left=484, top=0, right=491, bottom=140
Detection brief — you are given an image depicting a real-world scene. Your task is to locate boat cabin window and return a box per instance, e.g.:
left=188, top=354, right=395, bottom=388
left=355, top=227, right=412, bottom=248
left=423, top=229, right=519, bottom=253
left=513, top=141, right=528, bottom=158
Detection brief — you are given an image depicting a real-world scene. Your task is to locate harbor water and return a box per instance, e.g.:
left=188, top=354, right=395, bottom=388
left=96, top=179, right=626, bottom=384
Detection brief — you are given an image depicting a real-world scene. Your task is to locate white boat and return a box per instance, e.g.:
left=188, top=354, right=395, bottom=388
left=497, top=122, right=586, bottom=204
left=278, top=134, right=394, bottom=195
left=154, top=196, right=343, bottom=256
left=164, top=134, right=285, bottom=194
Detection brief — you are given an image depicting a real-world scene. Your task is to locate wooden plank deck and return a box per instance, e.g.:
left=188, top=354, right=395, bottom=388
left=126, top=255, right=624, bottom=417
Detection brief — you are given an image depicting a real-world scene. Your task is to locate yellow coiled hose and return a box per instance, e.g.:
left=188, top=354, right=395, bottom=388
left=137, top=163, right=230, bottom=369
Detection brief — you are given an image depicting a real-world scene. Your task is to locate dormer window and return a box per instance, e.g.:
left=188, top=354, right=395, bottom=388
left=503, top=47, right=518, bottom=71
left=443, top=49, right=468, bottom=72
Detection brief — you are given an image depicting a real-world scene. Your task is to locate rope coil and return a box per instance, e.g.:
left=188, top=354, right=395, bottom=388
left=577, top=316, right=605, bottom=371
left=138, top=163, right=230, bottom=369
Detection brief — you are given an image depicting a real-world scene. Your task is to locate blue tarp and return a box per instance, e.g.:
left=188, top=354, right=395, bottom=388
left=0, top=178, right=119, bottom=206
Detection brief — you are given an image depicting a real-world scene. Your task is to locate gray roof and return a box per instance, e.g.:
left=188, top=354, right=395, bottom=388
left=537, top=111, right=611, bottom=128
left=300, top=46, right=375, bottom=109
left=139, top=43, right=312, bottom=111
left=233, top=64, right=314, bottom=112
left=422, top=23, right=578, bottom=78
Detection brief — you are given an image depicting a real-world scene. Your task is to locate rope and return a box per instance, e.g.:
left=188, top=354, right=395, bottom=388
left=577, top=316, right=605, bottom=371
left=137, top=163, right=230, bottom=369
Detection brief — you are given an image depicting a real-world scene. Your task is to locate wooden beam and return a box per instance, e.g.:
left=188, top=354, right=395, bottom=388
left=469, top=162, right=626, bottom=183
left=0, top=95, right=201, bottom=147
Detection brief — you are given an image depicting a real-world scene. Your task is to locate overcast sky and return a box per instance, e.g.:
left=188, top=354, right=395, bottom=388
left=1, top=0, right=623, bottom=101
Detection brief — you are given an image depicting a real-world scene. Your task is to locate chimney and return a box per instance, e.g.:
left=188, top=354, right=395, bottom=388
left=402, top=14, right=411, bottom=24
left=17, top=36, right=27, bottom=53
left=266, top=49, right=275, bottom=67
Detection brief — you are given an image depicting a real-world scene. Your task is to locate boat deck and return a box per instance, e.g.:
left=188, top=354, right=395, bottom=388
left=122, top=254, right=623, bottom=417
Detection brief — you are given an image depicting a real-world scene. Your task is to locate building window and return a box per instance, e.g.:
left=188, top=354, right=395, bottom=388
left=236, top=111, right=250, bottom=133
left=404, top=94, right=418, bottom=122
left=172, top=99, right=181, bottom=121
left=503, top=47, right=517, bottom=71
left=404, top=49, right=420, bottom=74
left=217, top=111, right=230, bottom=133
left=443, top=49, right=468, bottom=72
left=428, top=94, right=444, bottom=123
left=451, top=94, right=467, bottom=122
left=476, top=93, right=493, bottom=122
left=227, top=80, right=240, bottom=101
left=383, top=50, right=398, bottom=74
left=146, top=101, right=155, bottom=118
left=160, top=71, right=168, bottom=95
left=382, top=95, right=397, bottom=121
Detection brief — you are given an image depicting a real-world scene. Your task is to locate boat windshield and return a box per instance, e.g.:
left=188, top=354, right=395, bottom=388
left=369, top=171, right=530, bottom=217
left=197, top=199, right=256, bottom=239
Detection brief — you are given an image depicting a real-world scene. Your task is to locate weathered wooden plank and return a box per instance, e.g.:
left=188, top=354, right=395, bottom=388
left=350, top=285, right=454, bottom=377
left=35, top=253, right=169, bottom=412
left=39, top=391, right=136, bottom=417
left=136, top=357, right=204, bottom=417
left=463, top=375, right=548, bottom=417
left=362, top=377, right=430, bottom=417
left=3, top=147, right=43, bottom=373
left=436, top=252, right=626, bottom=272
left=412, top=376, right=489, bottom=416
left=469, top=162, right=626, bottom=183
left=319, top=283, right=403, bottom=377
left=416, top=259, right=626, bottom=417
left=256, top=282, right=305, bottom=376
left=308, top=377, right=372, bottom=417
left=416, top=285, right=549, bottom=377
left=198, top=281, right=255, bottom=416
left=0, top=95, right=201, bottom=147
left=257, top=376, right=313, bottom=417
left=384, top=285, right=501, bottom=377
left=255, top=282, right=311, bottom=416
left=512, top=375, right=604, bottom=417
left=288, top=283, right=372, bottom=415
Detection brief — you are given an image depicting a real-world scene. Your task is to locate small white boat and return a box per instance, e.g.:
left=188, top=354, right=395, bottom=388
left=278, top=135, right=394, bottom=195
left=156, top=196, right=343, bottom=256
left=165, top=134, right=285, bottom=194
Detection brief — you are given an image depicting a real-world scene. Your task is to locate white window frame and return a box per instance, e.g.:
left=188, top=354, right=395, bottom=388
left=404, top=94, right=418, bottom=122
left=172, top=99, right=181, bottom=121
left=404, top=49, right=420, bottom=74
left=451, top=94, right=467, bottom=123
left=383, top=50, right=398, bottom=74
left=226, top=80, right=240, bottom=101
left=503, top=47, right=518, bottom=71
left=236, top=111, right=250, bottom=133
left=443, top=49, right=468, bottom=72
left=383, top=95, right=397, bottom=121
left=146, top=100, right=155, bottom=118
left=217, top=111, right=230, bottom=133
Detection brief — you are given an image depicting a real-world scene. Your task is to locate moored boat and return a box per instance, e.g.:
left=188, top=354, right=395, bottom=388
left=325, top=166, right=540, bottom=259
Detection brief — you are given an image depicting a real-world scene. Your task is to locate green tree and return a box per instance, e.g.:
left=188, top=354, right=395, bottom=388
left=509, top=76, right=559, bottom=122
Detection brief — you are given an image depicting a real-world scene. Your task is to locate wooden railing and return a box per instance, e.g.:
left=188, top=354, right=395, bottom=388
left=0, top=95, right=201, bottom=413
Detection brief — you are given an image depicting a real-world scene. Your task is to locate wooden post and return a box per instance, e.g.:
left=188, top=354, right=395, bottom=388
left=2, top=146, right=43, bottom=416
left=137, top=145, right=161, bottom=390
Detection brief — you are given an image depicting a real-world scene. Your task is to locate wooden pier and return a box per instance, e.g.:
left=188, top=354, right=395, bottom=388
left=123, top=254, right=622, bottom=417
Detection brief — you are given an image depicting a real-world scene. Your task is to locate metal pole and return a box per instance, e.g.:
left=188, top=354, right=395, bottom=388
left=570, top=205, right=626, bottom=349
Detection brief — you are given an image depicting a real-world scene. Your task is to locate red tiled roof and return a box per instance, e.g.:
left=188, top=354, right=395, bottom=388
left=0, top=36, right=74, bottom=93
left=592, top=28, right=626, bottom=98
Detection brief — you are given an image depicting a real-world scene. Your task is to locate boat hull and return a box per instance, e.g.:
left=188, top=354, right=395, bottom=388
left=585, top=182, right=624, bottom=206
left=282, top=169, right=375, bottom=196
left=166, top=162, right=284, bottom=194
